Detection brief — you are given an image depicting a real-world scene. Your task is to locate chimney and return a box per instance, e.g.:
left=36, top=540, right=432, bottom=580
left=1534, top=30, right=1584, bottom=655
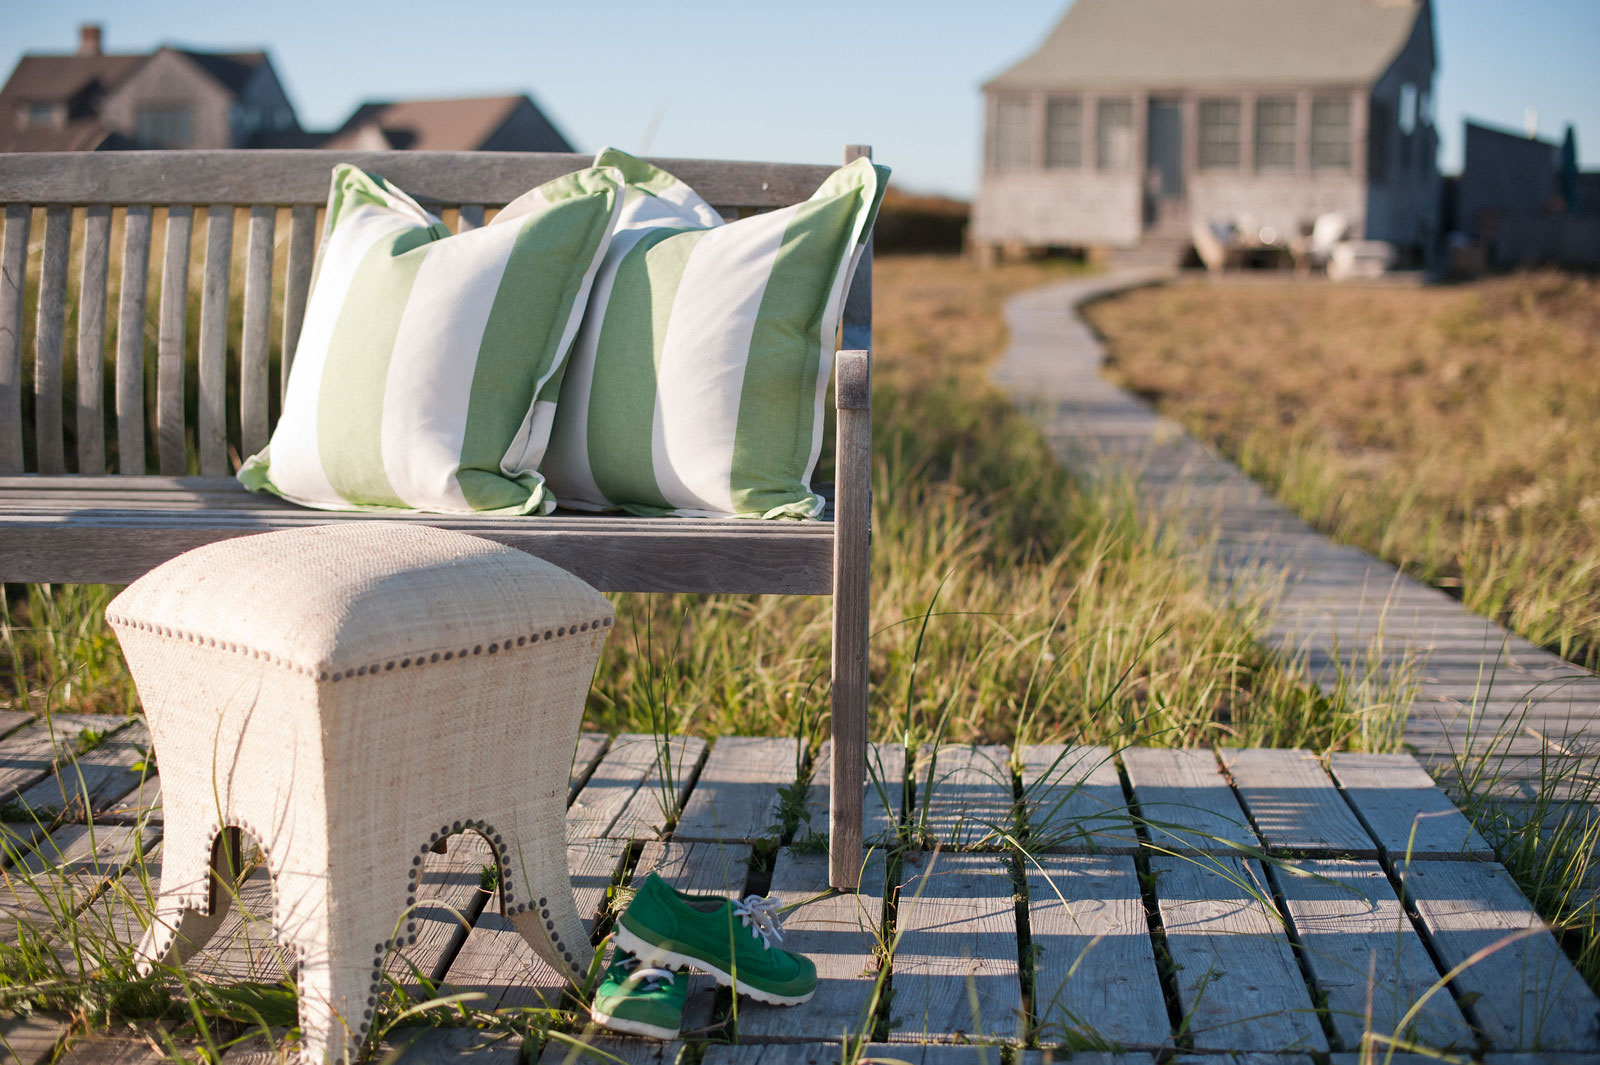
left=78, top=24, right=103, bottom=57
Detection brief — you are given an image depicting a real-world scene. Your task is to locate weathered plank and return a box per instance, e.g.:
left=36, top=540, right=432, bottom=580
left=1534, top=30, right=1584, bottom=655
left=188, top=866, right=287, bottom=981
left=1123, top=747, right=1257, bottom=855
left=674, top=735, right=799, bottom=843
left=223, top=1027, right=522, bottom=1065
left=737, top=848, right=887, bottom=1041
left=708, top=1049, right=1044, bottom=1065
left=0, top=714, right=123, bottom=799
left=888, top=851, right=1023, bottom=1043
left=0, top=1012, right=67, bottom=1065
left=804, top=741, right=905, bottom=848
left=114, top=205, right=152, bottom=474
left=156, top=206, right=192, bottom=476
left=0, top=710, right=33, bottom=738
left=570, top=732, right=609, bottom=800
left=568, top=733, right=678, bottom=838
left=441, top=838, right=626, bottom=1011
left=1220, top=748, right=1376, bottom=856
left=239, top=204, right=274, bottom=459
left=384, top=830, right=496, bottom=991
left=280, top=205, right=315, bottom=396
left=55, top=1032, right=169, bottom=1064
left=0, top=151, right=838, bottom=210
left=75, top=204, right=111, bottom=473
left=0, top=822, right=50, bottom=862
left=56, top=843, right=163, bottom=970
left=830, top=346, right=871, bottom=890
left=0, top=508, right=837, bottom=595
left=1020, top=745, right=1136, bottom=854
left=913, top=745, right=1016, bottom=850
left=0, top=205, right=29, bottom=473
left=537, top=1036, right=685, bottom=1065
left=16, top=720, right=152, bottom=818
left=1150, top=855, right=1326, bottom=1052
left=1327, top=752, right=1494, bottom=860
left=630, top=840, right=753, bottom=1033
left=1276, top=859, right=1474, bottom=1050
left=1398, top=860, right=1600, bottom=1050
left=606, top=736, right=708, bottom=841
left=32, top=206, right=72, bottom=475
left=197, top=205, right=232, bottom=477
left=1026, top=855, right=1169, bottom=1047
left=101, top=775, right=163, bottom=826
left=11, top=823, right=155, bottom=914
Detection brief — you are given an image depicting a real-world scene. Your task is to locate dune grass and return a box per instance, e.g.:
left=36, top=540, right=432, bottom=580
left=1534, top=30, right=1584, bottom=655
left=1085, top=271, right=1600, bottom=670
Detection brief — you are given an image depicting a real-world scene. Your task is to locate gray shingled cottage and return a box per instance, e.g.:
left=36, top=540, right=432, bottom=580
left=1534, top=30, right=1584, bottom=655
left=971, top=0, right=1441, bottom=264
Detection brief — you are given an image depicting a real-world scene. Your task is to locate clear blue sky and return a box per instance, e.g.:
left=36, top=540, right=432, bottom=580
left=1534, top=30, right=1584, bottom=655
left=3, top=0, right=1596, bottom=197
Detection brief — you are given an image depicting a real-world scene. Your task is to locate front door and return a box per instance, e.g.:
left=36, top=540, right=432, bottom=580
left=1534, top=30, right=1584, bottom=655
left=1145, top=99, right=1184, bottom=224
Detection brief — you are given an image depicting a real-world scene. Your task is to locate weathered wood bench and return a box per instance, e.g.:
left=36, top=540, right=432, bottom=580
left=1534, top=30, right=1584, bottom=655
left=0, top=147, right=873, bottom=890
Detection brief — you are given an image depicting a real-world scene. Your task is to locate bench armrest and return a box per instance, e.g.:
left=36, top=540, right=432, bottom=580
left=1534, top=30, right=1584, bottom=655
left=834, top=349, right=871, bottom=410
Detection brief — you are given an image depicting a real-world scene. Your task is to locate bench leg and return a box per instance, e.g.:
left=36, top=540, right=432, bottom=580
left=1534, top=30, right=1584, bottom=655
left=829, top=350, right=871, bottom=891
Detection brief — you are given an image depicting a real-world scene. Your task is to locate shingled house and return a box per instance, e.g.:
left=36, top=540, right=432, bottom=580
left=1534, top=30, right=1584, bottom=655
left=0, top=24, right=301, bottom=151
left=971, top=0, right=1441, bottom=263
left=319, top=96, right=573, bottom=153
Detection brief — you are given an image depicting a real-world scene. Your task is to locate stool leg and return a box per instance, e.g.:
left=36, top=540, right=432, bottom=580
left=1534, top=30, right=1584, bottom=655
left=276, top=845, right=408, bottom=1064
left=499, top=832, right=593, bottom=984
left=137, top=825, right=242, bottom=972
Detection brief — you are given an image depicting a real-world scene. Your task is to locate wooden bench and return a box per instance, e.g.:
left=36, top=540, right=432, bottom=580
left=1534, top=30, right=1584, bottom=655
left=0, top=147, right=873, bottom=891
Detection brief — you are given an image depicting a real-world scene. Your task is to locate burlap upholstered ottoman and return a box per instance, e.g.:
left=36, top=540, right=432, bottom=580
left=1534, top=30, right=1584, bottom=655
left=105, top=522, right=614, bottom=1063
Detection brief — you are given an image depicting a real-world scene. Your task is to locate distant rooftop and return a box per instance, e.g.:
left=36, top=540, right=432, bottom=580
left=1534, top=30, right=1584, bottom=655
left=986, top=0, right=1428, bottom=90
left=323, top=96, right=533, bottom=152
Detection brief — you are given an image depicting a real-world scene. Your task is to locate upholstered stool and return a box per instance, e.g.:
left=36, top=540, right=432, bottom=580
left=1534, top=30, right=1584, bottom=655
left=105, top=522, right=614, bottom=1064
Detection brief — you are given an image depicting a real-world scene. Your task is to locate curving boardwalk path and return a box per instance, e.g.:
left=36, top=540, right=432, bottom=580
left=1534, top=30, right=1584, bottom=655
left=992, top=273, right=1600, bottom=797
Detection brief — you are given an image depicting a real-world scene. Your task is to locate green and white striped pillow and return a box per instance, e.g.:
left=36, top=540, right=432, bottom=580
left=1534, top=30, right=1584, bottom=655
left=541, top=149, right=889, bottom=518
left=239, top=163, right=623, bottom=514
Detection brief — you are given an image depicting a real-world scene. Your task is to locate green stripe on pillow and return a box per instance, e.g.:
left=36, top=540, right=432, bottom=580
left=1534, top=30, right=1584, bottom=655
left=542, top=150, right=889, bottom=519
left=240, top=162, right=624, bottom=514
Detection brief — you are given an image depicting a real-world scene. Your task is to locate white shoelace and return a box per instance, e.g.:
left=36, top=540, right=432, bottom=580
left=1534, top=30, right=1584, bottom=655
left=618, top=952, right=677, bottom=992
left=733, top=894, right=786, bottom=950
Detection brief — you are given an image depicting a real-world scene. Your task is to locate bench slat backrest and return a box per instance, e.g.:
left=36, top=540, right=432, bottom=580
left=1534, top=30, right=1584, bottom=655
left=0, top=148, right=870, bottom=478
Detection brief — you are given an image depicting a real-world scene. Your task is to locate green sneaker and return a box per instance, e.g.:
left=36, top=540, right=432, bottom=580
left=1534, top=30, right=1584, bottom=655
left=613, top=873, right=817, bottom=1006
left=589, top=949, right=688, bottom=1040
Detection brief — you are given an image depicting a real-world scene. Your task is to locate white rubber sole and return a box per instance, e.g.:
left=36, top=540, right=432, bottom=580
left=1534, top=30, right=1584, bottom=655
left=588, top=1006, right=679, bottom=1041
left=612, top=923, right=815, bottom=1007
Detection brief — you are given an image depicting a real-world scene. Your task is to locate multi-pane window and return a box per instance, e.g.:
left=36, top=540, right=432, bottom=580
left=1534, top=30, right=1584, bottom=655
left=136, top=106, right=194, bottom=148
left=1044, top=95, right=1082, bottom=168
left=1312, top=95, right=1353, bottom=171
left=1254, top=97, right=1297, bottom=171
left=992, top=95, right=1034, bottom=171
left=1198, top=98, right=1241, bottom=169
left=1096, top=97, right=1135, bottom=171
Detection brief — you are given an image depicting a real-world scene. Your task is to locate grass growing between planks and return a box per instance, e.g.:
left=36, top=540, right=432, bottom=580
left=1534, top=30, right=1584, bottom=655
left=1085, top=271, right=1600, bottom=670
left=586, top=255, right=1412, bottom=753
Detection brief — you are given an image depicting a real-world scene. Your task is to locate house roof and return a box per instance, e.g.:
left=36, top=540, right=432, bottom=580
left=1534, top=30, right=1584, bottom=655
left=321, top=96, right=527, bottom=152
left=0, top=51, right=144, bottom=151
left=986, top=0, right=1427, bottom=90
left=171, top=49, right=271, bottom=96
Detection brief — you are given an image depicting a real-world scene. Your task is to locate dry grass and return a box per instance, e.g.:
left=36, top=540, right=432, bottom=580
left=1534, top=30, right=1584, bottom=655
left=1085, top=272, right=1600, bottom=668
left=588, top=255, right=1408, bottom=752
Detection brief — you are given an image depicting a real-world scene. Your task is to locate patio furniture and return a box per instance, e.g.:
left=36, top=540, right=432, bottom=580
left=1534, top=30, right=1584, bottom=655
left=105, top=521, right=614, bottom=1063
left=1327, top=238, right=1397, bottom=280
left=0, top=146, right=873, bottom=892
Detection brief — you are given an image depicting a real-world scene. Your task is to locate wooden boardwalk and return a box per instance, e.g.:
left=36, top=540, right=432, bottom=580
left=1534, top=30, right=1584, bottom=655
left=1, top=724, right=1597, bottom=1061
left=991, top=273, right=1600, bottom=796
